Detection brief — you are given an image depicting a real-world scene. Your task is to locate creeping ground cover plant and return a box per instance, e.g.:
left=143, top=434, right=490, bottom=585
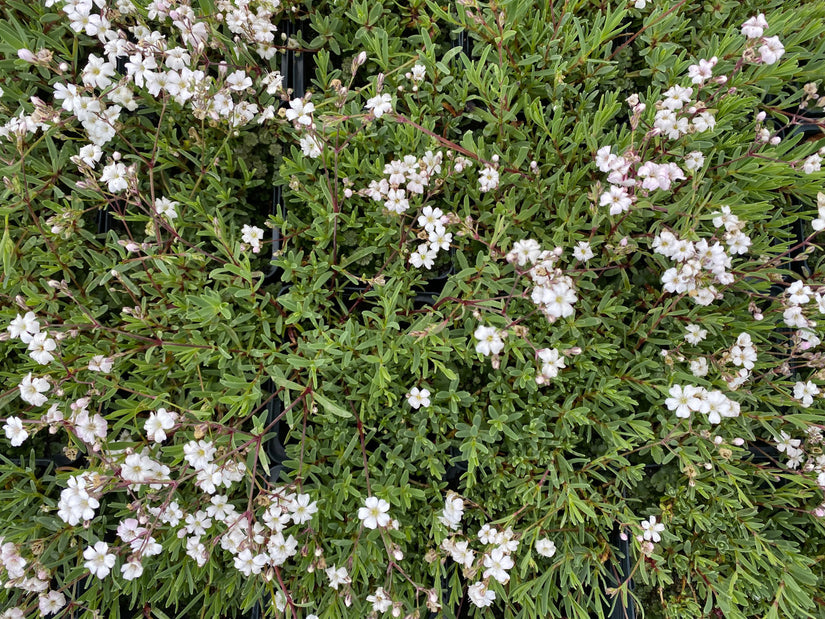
left=1, top=0, right=825, bottom=617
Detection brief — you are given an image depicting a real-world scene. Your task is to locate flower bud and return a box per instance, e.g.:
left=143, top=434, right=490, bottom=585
left=17, top=48, right=36, bottom=63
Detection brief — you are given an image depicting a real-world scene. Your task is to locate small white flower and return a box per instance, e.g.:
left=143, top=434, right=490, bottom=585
left=27, top=332, right=57, bottom=365
left=3, top=417, right=28, bottom=447
left=38, top=591, right=67, bottom=615
left=19, top=373, right=50, bottom=407
left=759, top=36, right=785, bottom=65
left=325, top=565, right=351, bottom=590
left=154, top=197, right=179, bottom=220
left=478, top=165, right=499, bottom=192
left=120, top=559, right=144, bottom=581
left=640, top=515, right=665, bottom=543
left=467, top=582, right=496, bottom=608
left=535, top=538, right=557, bottom=558
left=684, top=324, right=708, bottom=345
left=286, top=98, right=315, bottom=126
left=793, top=381, right=820, bottom=408
left=572, top=241, right=594, bottom=262
left=83, top=541, right=116, bottom=579
left=407, top=386, right=431, bottom=409
left=741, top=13, right=768, bottom=39
left=358, top=496, right=391, bottom=529
left=88, top=354, right=113, bottom=373
left=365, top=93, right=393, bottom=118
left=474, top=325, right=505, bottom=356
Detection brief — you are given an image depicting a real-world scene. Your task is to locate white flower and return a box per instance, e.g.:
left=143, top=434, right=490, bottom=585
left=478, top=165, right=499, bottom=192
left=572, top=241, right=594, bottom=262
left=600, top=186, right=632, bottom=215
left=467, top=582, right=496, bottom=608
left=99, top=162, right=130, bottom=193
left=439, top=492, right=464, bottom=530
left=154, top=197, right=178, bottom=220
left=509, top=239, right=542, bottom=266
left=409, top=64, right=426, bottom=82
left=285, top=98, right=314, bottom=126
left=38, top=591, right=67, bottom=615
left=289, top=493, right=318, bottom=525
left=418, top=206, right=446, bottom=232
left=793, top=381, right=820, bottom=408
left=407, top=386, right=431, bottom=409
left=684, top=324, right=708, bottom=345
left=759, top=36, right=785, bottom=65
left=234, top=549, right=268, bottom=576
left=88, top=354, right=113, bottom=373
left=537, top=348, right=565, bottom=379
left=409, top=244, right=437, bottom=269
left=299, top=133, right=323, bottom=159
left=3, top=417, right=28, bottom=447
left=365, top=93, right=393, bottom=118
left=19, top=373, right=50, bottom=407
left=225, top=70, right=252, bottom=92
left=325, top=565, right=351, bottom=590
left=776, top=431, right=801, bottom=453
left=690, top=357, right=709, bottom=377
left=267, top=532, right=298, bottom=565
left=640, top=515, right=665, bottom=543
left=665, top=384, right=701, bottom=419
left=121, top=559, right=144, bottom=580
left=78, top=144, right=103, bottom=168
left=478, top=524, right=497, bottom=544
left=483, top=547, right=514, bottom=584
left=662, top=85, right=693, bottom=110
left=358, top=496, right=391, bottom=529
left=535, top=538, right=557, bottom=557
left=684, top=151, right=705, bottom=171
left=802, top=154, right=822, bottom=175
left=741, top=13, right=768, bottom=39
left=429, top=226, right=452, bottom=251
left=144, top=408, right=177, bottom=442
left=474, top=325, right=505, bottom=356
left=83, top=541, right=116, bottom=579
left=183, top=440, right=216, bottom=470
left=26, top=332, right=57, bottom=365
left=687, top=57, right=717, bottom=85
left=367, top=587, right=393, bottom=613
left=7, top=311, right=40, bottom=342
left=241, top=224, right=265, bottom=253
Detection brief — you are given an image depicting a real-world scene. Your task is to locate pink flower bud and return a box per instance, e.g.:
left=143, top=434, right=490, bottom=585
left=17, top=48, right=37, bottom=63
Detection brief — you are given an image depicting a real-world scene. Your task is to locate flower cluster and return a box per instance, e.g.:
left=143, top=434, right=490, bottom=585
left=665, top=384, right=741, bottom=424
left=741, top=14, right=785, bottom=65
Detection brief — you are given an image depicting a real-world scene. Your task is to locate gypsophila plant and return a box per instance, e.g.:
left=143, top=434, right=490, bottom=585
left=1, top=0, right=825, bottom=618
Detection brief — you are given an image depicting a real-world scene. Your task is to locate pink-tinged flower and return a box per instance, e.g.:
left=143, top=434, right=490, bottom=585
left=687, top=57, right=717, bottom=85
left=759, top=36, right=785, bottom=65
left=38, top=590, right=66, bottom=615
left=741, top=13, right=768, bottom=39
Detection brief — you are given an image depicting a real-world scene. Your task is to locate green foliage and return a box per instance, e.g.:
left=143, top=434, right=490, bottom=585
left=1, top=0, right=825, bottom=618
